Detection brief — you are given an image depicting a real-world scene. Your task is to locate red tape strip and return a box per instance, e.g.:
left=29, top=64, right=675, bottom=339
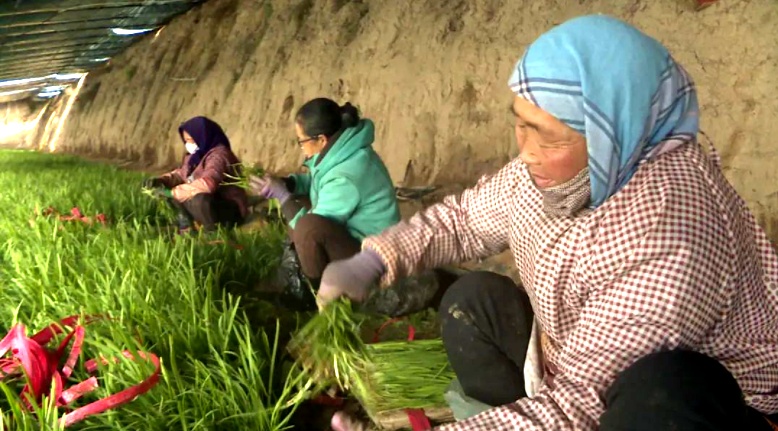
left=59, top=377, right=98, bottom=405
left=405, top=408, right=432, bottom=431
left=61, top=350, right=160, bottom=427
left=58, top=326, right=84, bottom=378
left=205, top=239, right=245, bottom=250
left=0, top=315, right=159, bottom=428
left=371, top=317, right=416, bottom=344
left=37, top=207, right=107, bottom=225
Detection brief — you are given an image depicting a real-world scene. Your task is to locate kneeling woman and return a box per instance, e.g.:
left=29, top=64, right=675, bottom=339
left=146, top=116, right=248, bottom=232
left=251, top=98, right=400, bottom=307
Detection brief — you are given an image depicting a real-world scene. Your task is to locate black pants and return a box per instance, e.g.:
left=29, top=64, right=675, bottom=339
left=440, top=271, right=778, bottom=430
left=167, top=193, right=243, bottom=231
left=274, top=214, right=360, bottom=312
left=291, top=214, right=360, bottom=280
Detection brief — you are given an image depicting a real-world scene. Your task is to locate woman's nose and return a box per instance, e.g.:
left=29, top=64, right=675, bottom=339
left=520, top=140, right=540, bottom=166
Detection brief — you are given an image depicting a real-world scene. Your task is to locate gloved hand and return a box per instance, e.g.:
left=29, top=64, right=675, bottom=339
left=317, top=248, right=387, bottom=309
left=248, top=175, right=292, bottom=204
left=331, top=411, right=368, bottom=431
left=143, top=177, right=165, bottom=189
left=152, top=188, right=173, bottom=199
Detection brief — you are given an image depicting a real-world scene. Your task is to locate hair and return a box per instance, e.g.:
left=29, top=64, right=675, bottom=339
left=295, top=98, right=360, bottom=138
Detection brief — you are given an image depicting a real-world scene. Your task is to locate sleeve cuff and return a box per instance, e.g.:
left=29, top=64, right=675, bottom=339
left=361, top=239, right=397, bottom=288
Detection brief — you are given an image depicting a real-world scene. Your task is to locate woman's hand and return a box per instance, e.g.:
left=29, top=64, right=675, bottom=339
left=248, top=175, right=292, bottom=204
left=151, top=188, right=173, bottom=199
left=316, top=249, right=387, bottom=309
left=330, top=411, right=368, bottom=431
left=143, top=177, right=165, bottom=189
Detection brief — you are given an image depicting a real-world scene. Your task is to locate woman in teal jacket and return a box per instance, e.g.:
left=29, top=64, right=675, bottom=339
left=250, top=98, right=400, bottom=309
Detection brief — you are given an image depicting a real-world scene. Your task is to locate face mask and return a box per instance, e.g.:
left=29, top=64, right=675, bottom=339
left=185, top=142, right=198, bottom=155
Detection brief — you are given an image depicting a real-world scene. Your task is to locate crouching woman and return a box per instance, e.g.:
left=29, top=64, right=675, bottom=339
left=250, top=98, right=400, bottom=309
left=146, top=116, right=248, bottom=232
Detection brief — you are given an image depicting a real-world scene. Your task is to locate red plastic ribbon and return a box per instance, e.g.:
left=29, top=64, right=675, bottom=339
left=39, top=207, right=107, bottom=225
left=371, top=317, right=416, bottom=343
left=62, top=350, right=160, bottom=427
left=405, top=408, right=433, bottom=431
left=205, top=239, right=245, bottom=250
left=0, top=315, right=160, bottom=427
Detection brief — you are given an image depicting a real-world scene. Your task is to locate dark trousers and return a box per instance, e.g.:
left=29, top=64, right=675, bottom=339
left=439, top=271, right=778, bottom=430
left=167, top=193, right=243, bottom=231
left=291, top=214, right=360, bottom=280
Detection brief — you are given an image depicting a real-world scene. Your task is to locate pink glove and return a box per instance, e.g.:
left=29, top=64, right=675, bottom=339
left=317, top=249, right=386, bottom=308
left=248, top=175, right=291, bottom=204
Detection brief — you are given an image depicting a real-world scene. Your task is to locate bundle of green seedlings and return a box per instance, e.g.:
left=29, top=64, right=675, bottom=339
left=140, top=186, right=157, bottom=198
left=287, top=299, right=369, bottom=393
left=224, top=162, right=265, bottom=190
left=360, top=339, right=454, bottom=418
left=289, top=299, right=455, bottom=422
left=224, top=163, right=282, bottom=218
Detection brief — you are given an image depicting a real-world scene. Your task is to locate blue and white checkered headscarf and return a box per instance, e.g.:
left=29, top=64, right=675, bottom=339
left=509, top=15, right=699, bottom=208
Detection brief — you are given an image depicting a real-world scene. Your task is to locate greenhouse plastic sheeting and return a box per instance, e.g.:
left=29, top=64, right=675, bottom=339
left=0, top=0, right=205, bottom=102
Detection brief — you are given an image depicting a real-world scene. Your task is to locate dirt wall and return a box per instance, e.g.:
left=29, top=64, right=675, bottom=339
left=0, top=101, right=37, bottom=147
left=33, top=0, right=778, bottom=237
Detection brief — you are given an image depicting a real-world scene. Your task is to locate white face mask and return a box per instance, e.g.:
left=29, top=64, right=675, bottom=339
left=185, top=142, right=199, bottom=155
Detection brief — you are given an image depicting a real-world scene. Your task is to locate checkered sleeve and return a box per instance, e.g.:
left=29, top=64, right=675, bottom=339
left=362, top=159, right=522, bottom=286
left=437, top=201, right=731, bottom=430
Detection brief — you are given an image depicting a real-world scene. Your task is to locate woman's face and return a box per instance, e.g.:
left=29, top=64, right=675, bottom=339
left=295, top=122, right=328, bottom=159
left=182, top=130, right=195, bottom=144
left=512, top=96, right=588, bottom=189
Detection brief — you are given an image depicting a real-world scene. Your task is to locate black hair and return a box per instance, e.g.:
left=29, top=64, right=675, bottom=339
left=295, top=98, right=360, bottom=138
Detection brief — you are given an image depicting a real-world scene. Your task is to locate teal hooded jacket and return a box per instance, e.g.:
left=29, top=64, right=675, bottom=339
left=288, top=119, right=400, bottom=241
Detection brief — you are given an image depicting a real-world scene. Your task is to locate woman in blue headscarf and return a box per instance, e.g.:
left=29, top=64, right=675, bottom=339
left=320, top=15, right=778, bottom=431
left=145, top=116, right=248, bottom=232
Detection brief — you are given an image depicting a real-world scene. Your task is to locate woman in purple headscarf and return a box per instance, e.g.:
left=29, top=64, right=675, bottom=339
left=145, top=116, right=248, bottom=232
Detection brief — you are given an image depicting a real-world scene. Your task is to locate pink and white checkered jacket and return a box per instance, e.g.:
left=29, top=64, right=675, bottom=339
left=364, top=141, right=778, bottom=430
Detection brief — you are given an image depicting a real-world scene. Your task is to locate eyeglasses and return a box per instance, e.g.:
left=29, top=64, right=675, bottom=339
left=295, top=135, right=321, bottom=146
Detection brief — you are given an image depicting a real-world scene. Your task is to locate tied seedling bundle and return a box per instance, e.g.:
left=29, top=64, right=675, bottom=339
left=361, top=339, right=453, bottom=419
left=287, top=299, right=368, bottom=393
left=288, top=299, right=455, bottom=422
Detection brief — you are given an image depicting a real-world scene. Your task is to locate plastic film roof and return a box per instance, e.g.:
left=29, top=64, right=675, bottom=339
left=0, top=0, right=205, bottom=103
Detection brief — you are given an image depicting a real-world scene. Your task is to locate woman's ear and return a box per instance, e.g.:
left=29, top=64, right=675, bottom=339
left=317, top=135, right=329, bottom=150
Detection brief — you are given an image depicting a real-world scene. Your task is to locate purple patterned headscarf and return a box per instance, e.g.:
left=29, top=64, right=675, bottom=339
left=178, top=116, right=231, bottom=170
